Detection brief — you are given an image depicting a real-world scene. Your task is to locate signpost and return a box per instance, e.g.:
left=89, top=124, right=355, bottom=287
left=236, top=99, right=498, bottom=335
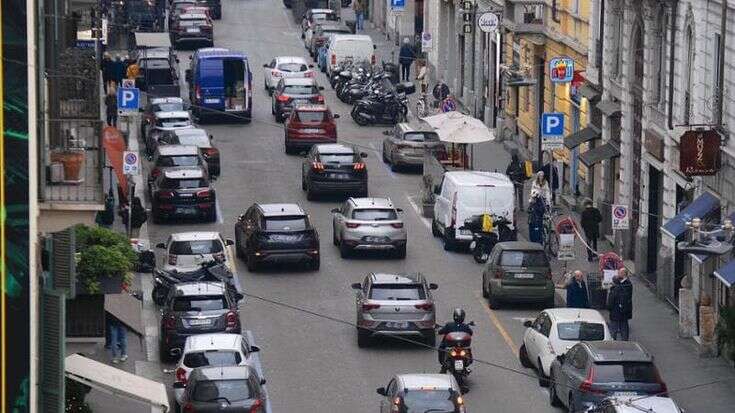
left=477, top=12, right=499, bottom=33
left=117, top=87, right=140, bottom=115
left=612, top=204, right=630, bottom=230
left=123, top=151, right=140, bottom=175
left=549, top=56, right=574, bottom=83
left=541, top=112, right=565, bottom=150
left=390, top=0, right=405, bottom=11
left=679, top=129, right=722, bottom=176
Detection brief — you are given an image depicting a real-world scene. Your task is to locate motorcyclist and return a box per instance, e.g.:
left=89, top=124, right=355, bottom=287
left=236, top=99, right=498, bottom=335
left=437, top=308, right=473, bottom=370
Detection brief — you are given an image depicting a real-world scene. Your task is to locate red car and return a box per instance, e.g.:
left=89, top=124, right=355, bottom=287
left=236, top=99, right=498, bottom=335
left=284, top=104, right=339, bottom=154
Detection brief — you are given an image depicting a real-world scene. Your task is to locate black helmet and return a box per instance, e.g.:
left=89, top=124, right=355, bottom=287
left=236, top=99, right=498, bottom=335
left=452, top=308, right=466, bottom=324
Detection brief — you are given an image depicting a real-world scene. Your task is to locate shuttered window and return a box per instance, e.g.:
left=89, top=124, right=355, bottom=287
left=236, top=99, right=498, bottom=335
left=40, top=290, right=65, bottom=412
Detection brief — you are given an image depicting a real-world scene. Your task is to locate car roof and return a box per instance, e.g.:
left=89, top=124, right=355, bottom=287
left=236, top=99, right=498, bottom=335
left=173, top=281, right=226, bottom=296
left=370, top=272, right=423, bottom=285
left=582, top=341, right=653, bottom=363
left=607, top=396, right=680, bottom=412
left=544, top=308, right=607, bottom=324
left=157, top=144, right=200, bottom=155
left=170, top=231, right=222, bottom=242
left=184, top=333, right=242, bottom=353
left=294, top=104, right=329, bottom=112
left=308, top=8, right=334, bottom=14
left=162, top=166, right=206, bottom=180
left=349, top=197, right=394, bottom=209
left=154, top=111, right=190, bottom=119
left=276, top=56, right=308, bottom=64
left=444, top=170, right=513, bottom=187
left=397, top=374, right=455, bottom=390
left=496, top=241, right=546, bottom=251
left=196, top=48, right=247, bottom=60
left=150, top=97, right=183, bottom=105
left=282, top=77, right=318, bottom=86
left=193, top=365, right=255, bottom=381
left=331, top=34, right=373, bottom=42
left=256, top=203, right=305, bottom=216
left=315, top=143, right=354, bottom=154
left=138, top=49, right=171, bottom=59
left=140, top=60, right=172, bottom=70
left=318, top=23, right=351, bottom=31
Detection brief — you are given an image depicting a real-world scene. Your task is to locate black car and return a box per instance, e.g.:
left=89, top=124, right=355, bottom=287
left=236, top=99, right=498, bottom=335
left=301, top=143, right=368, bottom=200
left=174, top=366, right=265, bottom=413
left=150, top=166, right=217, bottom=223
left=199, top=0, right=222, bottom=19
left=271, top=77, right=324, bottom=122
left=159, top=281, right=243, bottom=362
left=234, top=203, right=320, bottom=272
left=172, top=13, right=214, bottom=49
left=135, top=48, right=179, bottom=96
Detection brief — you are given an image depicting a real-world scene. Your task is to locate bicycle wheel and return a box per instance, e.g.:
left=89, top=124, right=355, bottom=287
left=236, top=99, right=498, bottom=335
left=548, top=230, right=559, bottom=257
left=416, top=100, right=426, bottom=118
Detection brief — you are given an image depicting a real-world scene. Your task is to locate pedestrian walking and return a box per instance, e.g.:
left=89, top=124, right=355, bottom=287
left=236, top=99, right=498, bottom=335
left=398, top=38, right=415, bottom=81
left=541, top=162, right=559, bottom=204
left=530, top=171, right=551, bottom=206
left=353, top=0, right=366, bottom=31
left=126, top=58, right=140, bottom=81
left=112, top=54, right=126, bottom=86
left=101, top=52, right=114, bottom=93
left=104, top=88, right=118, bottom=127
left=505, top=151, right=528, bottom=210
left=580, top=199, right=602, bottom=261
left=106, top=312, right=128, bottom=363
left=558, top=270, right=589, bottom=309
left=607, top=268, right=633, bottom=340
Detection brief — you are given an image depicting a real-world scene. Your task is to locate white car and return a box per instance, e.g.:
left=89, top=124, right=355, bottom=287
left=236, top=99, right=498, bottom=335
left=172, top=333, right=261, bottom=405
left=519, top=308, right=611, bottom=386
left=156, top=231, right=235, bottom=273
left=262, top=56, right=315, bottom=94
left=585, top=396, right=682, bottom=412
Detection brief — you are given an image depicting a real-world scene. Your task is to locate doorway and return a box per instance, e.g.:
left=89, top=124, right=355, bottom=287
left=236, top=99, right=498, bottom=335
left=646, top=165, right=663, bottom=277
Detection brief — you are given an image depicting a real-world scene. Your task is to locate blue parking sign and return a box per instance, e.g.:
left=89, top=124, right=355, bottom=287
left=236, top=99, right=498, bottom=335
left=541, top=112, right=564, bottom=136
left=391, top=0, right=405, bottom=10
left=117, top=87, right=140, bottom=111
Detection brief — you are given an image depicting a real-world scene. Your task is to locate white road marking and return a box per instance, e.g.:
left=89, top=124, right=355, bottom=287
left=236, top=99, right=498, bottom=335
left=370, top=142, right=396, bottom=179
left=405, top=194, right=432, bottom=230
left=216, top=199, right=224, bottom=224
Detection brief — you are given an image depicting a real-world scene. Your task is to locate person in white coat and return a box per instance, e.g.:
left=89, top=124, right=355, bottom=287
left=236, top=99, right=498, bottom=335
left=530, top=171, right=552, bottom=206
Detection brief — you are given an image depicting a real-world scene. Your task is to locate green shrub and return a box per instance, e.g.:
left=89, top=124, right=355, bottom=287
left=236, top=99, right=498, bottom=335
left=74, top=225, right=135, bottom=294
left=716, top=306, right=735, bottom=361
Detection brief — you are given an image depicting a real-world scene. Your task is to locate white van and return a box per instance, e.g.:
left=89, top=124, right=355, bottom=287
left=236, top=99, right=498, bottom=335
left=326, top=34, right=375, bottom=76
left=432, top=171, right=515, bottom=250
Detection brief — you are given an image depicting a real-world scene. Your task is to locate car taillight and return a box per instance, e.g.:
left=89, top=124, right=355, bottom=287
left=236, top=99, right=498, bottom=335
left=391, top=396, right=401, bottom=412
left=202, top=147, right=218, bottom=158
left=226, top=311, right=238, bottom=328
left=311, top=162, right=324, bottom=172
left=654, top=368, right=668, bottom=396
left=164, top=315, right=176, bottom=330
left=183, top=402, right=194, bottom=413
left=151, top=168, right=161, bottom=178
left=371, top=54, right=376, bottom=65
left=175, top=367, right=187, bottom=384
left=345, top=222, right=360, bottom=228
left=414, top=303, right=433, bottom=311
left=271, top=70, right=282, bottom=78
left=353, top=162, right=365, bottom=171
left=494, top=269, right=505, bottom=279
left=390, top=222, right=404, bottom=229
left=158, top=190, right=175, bottom=200
left=305, top=71, right=316, bottom=78
left=313, top=95, right=324, bottom=102
left=579, top=366, right=603, bottom=394
left=249, top=399, right=263, bottom=413
left=276, top=94, right=290, bottom=102
left=196, top=189, right=211, bottom=198
left=362, top=303, right=380, bottom=311
left=195, top=86, right=202, bottom=101
left=168, top=254, right=178, bottom=265
left=450, top=192, right=458, bottom=227
left=331, top=54, right=336, bottom=65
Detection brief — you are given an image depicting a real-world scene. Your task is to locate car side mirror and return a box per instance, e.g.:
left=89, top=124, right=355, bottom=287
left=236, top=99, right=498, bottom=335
left=225, top=239, right=234, bottom=246
left=319, top=86, right=325, bottom=90
left=557, top=354, right=566, bottom=364
left=382, top=130, right=392, bottom=136
left=331, top=208, right=340, bottom=213
left=467, top=321, right=476, bottom=326
left=260, top=378, right=267, bottom=385
left=156, top=243, right=166, bottom=249
left=360, top=152, right=368, bottom=158
left=250, top=345, right=261, bottom=353
left=333, top=114, right=340, bottom=119
left=376, top=387, right=387, bottom=396
left=173, top=382, right=186, bottom=389
left=373, top=44, right=377, bottom=50
left=523, top=320, right=533, bottom=328
left=234, top=293, right=244, bottom=302
left=309, top=64, right=315, bottom=68
left=263, top=63, right=269, bottom=68
left=238, top=214, right=245, bottom=221
left=209, top=134, right=214, bottom=140
left=433, top=186, right=441, bottom=195
left=429, top=283, right=438, bottom=290
left=351, top=282, right=362, bottom=290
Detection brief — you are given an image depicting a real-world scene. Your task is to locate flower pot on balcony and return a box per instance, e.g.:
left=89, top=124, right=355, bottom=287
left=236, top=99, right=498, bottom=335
left=50, top=149, right=85, bottom=182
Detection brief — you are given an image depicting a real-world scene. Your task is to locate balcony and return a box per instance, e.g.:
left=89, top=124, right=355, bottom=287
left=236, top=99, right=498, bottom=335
left=504, top=0, right=546, bottom=35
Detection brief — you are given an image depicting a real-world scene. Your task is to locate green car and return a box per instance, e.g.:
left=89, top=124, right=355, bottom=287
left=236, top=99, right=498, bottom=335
left=481, top=242, right=555, bottom=309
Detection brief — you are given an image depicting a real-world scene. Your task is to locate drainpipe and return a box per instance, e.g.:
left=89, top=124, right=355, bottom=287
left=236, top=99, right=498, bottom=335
left=716, top=0, right=727, bottom=127
left=667, top=0, right=679, bottom=130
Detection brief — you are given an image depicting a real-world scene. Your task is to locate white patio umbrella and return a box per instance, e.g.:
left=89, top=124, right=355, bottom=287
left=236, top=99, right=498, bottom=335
left=423, top=111, right=495, bottom=144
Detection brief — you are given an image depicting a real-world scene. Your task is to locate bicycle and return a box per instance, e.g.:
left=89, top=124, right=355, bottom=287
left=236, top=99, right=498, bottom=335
left=542, top=206, right=562, bottom=259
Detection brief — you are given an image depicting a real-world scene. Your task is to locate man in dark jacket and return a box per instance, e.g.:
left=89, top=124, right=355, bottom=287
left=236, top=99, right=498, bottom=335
left=541, top=162, right=559, bottom=204
left=399, top=38, right=415, bottom=81
left=580, top=199, right=603, bottom=261
left=104, top=90, right=117, bottom=127
left=505, top=151, right=527, bottom=210
left=437, top=308, right=473, bottom=369
left=101, top=52, right=114, bottom=93
left=560, top=270, right=589, bottom=308
left=607, top=268, right=633, bottom=340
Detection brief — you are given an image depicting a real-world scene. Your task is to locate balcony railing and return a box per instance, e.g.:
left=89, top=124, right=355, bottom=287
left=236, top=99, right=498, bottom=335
left=504, top=1, right=546, bottom=35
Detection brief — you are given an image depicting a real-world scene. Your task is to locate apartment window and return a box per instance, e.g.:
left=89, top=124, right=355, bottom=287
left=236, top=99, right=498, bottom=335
left=610, top=10, right=623, bottom=77
left=683, top=24, right=694, bottom=125
left=571, top=0, right=580, bottom=15
left=652, top=10, right=668, bottom=105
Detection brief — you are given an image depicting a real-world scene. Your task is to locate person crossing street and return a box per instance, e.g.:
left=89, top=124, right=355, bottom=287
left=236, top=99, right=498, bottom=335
left=398, top=38, right=415, bottom=81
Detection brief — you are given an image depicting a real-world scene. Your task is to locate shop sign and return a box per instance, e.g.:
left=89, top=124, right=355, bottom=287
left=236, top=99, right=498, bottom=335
left=477, top=12, right=499, bottom=33
left=549, top=56, right=574, bottom=83
left=421, top=32, right=432, bottom=51
left=679, top=130, right=721, bottom=176
left=644, top=129, right=665, bottom=162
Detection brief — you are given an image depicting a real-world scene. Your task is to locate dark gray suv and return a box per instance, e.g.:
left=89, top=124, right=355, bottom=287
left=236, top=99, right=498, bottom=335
left=174, top=365, right=266, bottom=413
left=549, top=341, right=668, bottom=412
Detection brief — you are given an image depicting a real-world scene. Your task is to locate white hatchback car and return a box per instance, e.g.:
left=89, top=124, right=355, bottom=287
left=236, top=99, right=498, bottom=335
left=262, top=56, right=315, bottom=94
left=172, top=333, right=261, bottom=405
left=156, top=231, right=235, bottom=273
left=519, top=308, right=611, bottom=386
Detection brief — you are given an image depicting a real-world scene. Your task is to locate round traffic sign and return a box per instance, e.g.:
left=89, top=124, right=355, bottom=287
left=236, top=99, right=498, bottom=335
left=478, top=12, right=499, bottom=33
left=613, top=206, right=627, bottom=219
left=125, top=152, right=138, bottom=165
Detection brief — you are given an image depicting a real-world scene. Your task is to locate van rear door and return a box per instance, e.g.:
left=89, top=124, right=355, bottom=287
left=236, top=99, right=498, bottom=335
left=199, top=58, right=225, bottom=109
left=456, top=185, right=515, bottom=235
left=222, top=58, right=249, bottom=112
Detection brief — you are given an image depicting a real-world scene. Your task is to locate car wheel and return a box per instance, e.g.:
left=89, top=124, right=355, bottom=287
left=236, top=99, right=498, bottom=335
left=357, top=328, right=370, bottom=348
left=424, top=331, right=436, bottom=347
left=339, top=242, right=351, bottom=258
left=567, top=395, right=576, bottom=413
left=537, top=358, right=550, bottom=387
left=519, top=344, right=532, bottom=368
left=159, top=341, right=173, bottom=363
left=442, top=228, right=455, bottom=251
left=174, top=401, right=181, bottom=413
left=264, top=79, right=268, bottom=92
left=332, top=229, right=339, bottom=246
left=306, top=187, right=316, bottom=201
left=549, top=372, right=562, bottom=407
left=487, top=290, right=501, bottom=309
left=309, top=256, right=320, bottom=271
left=235, top=235, right=244, bottom=259
left=431, top=219, right=441, bottom=237
left=302, top=175, right=307, bottom=191
left=271, top=100, right=275, bottom=115
left=246, top=253, right=259, bottom=272
left=285, top=143, right=293, bottom=155
left=390, top=161, right=400, bottom=172
left=394, top=244, right=406, bottom=259
left=382, top=148, right=389, bottom=163
left=481, top=274, right=489, bottom=298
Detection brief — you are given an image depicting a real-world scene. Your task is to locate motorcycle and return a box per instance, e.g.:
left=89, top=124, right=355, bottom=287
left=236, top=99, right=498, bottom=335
left=461, top=214, right=516, bottom=263
left=151, top=258, right=235, bottom=306
left=438, top=321, right=475, bottom=386
left=345, top=73, right=393, bottom=104
left=351, top=90, right=408, bottom=126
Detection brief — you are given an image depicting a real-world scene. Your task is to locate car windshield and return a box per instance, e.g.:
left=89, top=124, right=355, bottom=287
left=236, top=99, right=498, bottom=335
left=313, top=12, right=337, bottom=21
left=161, top=178, right=207, bottom=189
left=404, top=132, right=440, bottom=142
left=156, top=118, right=190, bottom=127
left=173, top=296, right=226, bottom=312
left=500, top=250, right=549, bottom=267
left=325, top=29, right=350, bottom=35
left=177, top=135, right=210, bottom=147
left=319, top=153, right=355, bottom=164
left=296, top=111, right=327, bottom=123
left=283, top=85, right=317, bottom=95
left=142, top=68, right=174, bottom=85
left=278, top=63, right=308, bottom=72
left=264, top=216, right=307, bottom=231
left=192, top=379, right=252, bottom=402
left=158, top=155, right=200, bottom=167
left=179, top=19, right=207, bottom=27
left=183, top=351, right=242, bottom=368
left=152, top=103, right=184, bottom=112
left=170, top=240, right=223, bottom=255
left=352, top=209, right=397, bottom=221
left=593, top=362, right=660, bottom=384
left=402, top=390, right=455, bottom=412
left=369, top=284, right=426, bottom=300
left=557, top=322, right=606, bottom=341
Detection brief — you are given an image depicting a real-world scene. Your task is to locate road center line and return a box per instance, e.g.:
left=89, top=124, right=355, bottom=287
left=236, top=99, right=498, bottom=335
left=405, top=194, right=432, bottom=230
left=475, top=291, right=518, bottom=355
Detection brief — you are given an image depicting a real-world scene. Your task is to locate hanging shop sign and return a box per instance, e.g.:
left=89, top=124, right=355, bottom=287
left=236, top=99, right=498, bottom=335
left=477, top=12, right=499, bottom=33
left=549, top=56, right=574, bottom=83
left=679, top=129, right=721, bottom=176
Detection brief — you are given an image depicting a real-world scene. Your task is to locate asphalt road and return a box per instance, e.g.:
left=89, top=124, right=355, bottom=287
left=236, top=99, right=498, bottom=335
left=146, top=1, right=564, bottom=411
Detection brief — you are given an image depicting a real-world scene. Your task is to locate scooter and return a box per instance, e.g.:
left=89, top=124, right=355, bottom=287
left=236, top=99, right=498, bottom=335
left=351, top=90, right=408, bottom=126
left=151, top=258, right=235, bottom=305
left=438, top=321, right=475, bottom=387
left=461, top=215, right=515, bottom=263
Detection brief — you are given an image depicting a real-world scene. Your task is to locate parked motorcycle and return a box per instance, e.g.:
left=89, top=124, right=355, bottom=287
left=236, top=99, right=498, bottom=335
left=345, top=73, right=393, bottom=104
left=151, top=259, right=235, bottom=305
left=461, top=214, right=516, bottom=263
left=438, top=321, right=475, bottom=387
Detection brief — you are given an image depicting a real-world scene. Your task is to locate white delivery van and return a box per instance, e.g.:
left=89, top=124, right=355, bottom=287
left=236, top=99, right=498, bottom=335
left=432, top=171, right=515, bottom=250
left=326, top=34, right=376, bottom=76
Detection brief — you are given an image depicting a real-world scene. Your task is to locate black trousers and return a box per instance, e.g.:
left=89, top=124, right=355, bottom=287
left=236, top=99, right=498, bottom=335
left=107, top=113, right=117, bottom=127
left=401, top=64, right=411, bottom=81
left=585, top=232, right=598, bottom=260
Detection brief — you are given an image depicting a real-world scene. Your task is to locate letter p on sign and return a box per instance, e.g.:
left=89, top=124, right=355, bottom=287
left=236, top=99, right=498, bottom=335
left=117, top=87, right=140, bottom=111
left=541, top=112, right=564, bottom=136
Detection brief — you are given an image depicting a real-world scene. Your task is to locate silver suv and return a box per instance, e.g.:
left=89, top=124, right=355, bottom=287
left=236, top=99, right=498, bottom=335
left=351, top=272, right=438, bottom=347
left=376, top=374, right=466, bottom=413
left=331, top=197, right=407, bottom=258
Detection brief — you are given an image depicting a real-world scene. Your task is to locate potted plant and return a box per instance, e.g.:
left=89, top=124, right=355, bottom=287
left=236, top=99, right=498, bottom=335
left=50, top=149, right=84, bottom=182
left=716, top=306, right=735, bottom=366
left=74, top=225, right=135, bottom=295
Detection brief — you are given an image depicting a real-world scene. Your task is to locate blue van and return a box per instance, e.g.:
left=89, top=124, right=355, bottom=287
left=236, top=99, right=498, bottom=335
left=186, top=48, right=252, bottom=123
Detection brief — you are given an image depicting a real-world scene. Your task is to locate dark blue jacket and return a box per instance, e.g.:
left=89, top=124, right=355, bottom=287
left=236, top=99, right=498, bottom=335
left=399, top=44, right=415, bottom=66
left=566, top=280, right=589, bottom=309
left=438, top=322, right=473, bottom=336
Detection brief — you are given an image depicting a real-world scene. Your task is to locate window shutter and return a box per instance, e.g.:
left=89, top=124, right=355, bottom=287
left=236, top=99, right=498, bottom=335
left=51, top=227, right=76, bottom=298
left=40, top=290, right=65, bottom=413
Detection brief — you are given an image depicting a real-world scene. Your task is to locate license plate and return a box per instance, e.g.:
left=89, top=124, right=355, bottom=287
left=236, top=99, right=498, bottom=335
left=454, top=360, right=464, bottom=370
left=613, top=392, right=638, bottom=397
left=515, top=273, right=535, bottom=279
left=188, top=319, right=211, bottom=326
left=364, top=236, right=388, bottom=243
left=177, top=207, right=197, bottom=215
left=178, top=193, right=193, bottom=198
left=329, top=173, right=349, bottom=179
left=302, top=129, right=323, bottom=134
left=460, top=229, right=472, bottom=235
left=386, top=321, right=409, bottom=329
left=186, top=28, right=200, bottom=33
left=205, top=98, right=219, bottom=104
left=294, top=99, right=308, bottom=105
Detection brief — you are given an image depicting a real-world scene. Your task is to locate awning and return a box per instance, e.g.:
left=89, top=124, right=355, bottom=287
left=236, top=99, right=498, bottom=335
left=661, top=192, right=720, bottom=239
left=691, top=211, right=735, bottom=263
left=134, top=32, right=172, bottom=49
left=596, top=99, right=622, bottom=117
left=579, top=142, right=620, bottom=167
left=714, top=259, right=735, bottom=287
left=66, top=354, right=170, bottom=412
left=564, top=125, right=601, bottom=149
left=579, top=83, right=601, bottom=103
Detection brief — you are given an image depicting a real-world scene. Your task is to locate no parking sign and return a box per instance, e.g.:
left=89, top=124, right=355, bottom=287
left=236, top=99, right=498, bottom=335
left=612, top=204, right=629, bottom=230
left=123, top=151, right=140, bottom=175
